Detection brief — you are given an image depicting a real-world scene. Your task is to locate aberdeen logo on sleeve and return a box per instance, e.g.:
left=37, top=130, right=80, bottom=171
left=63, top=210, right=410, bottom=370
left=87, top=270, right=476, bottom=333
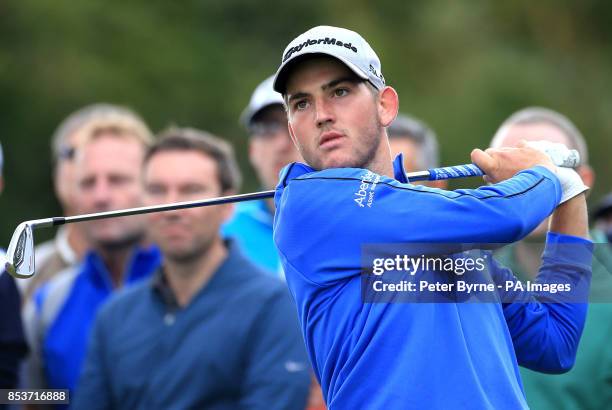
left=354, top=170, right=380, bottom=208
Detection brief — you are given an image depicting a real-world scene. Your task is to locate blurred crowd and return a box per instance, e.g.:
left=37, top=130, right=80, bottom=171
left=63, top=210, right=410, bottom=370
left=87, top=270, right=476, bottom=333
left=0, top=74, right=610, bottom=409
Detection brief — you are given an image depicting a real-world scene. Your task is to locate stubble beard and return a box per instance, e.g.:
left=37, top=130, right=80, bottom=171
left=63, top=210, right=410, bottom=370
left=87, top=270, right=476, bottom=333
left=351, top=119, right=383, bottom=170
left=309, top=118, right=383, bottom=171
left=164, top=235, right=216, bottom=266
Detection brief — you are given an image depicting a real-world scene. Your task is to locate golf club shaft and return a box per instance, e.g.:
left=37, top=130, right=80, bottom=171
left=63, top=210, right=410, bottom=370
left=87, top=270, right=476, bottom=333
left=30, top=165, right=470, bottom=229
left=29, top=155, right=581, bottom=228
left=38, top=190, right=277, bottom=228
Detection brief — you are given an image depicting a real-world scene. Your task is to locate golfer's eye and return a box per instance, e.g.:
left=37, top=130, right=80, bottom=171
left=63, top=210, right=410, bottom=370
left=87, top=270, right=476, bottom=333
left=293, top=99, right=309, bottom=111
left=334, top=87, right=349, bottom=97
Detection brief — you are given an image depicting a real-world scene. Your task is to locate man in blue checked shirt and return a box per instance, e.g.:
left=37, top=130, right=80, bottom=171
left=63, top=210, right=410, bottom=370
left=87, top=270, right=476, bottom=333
left=270, top=25, right=592, bottom=409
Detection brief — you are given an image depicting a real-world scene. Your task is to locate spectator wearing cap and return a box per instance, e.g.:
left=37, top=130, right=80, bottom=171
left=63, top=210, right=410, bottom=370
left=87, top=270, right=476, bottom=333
left=387, top=113, right=446, bottom=189
left=0, top=142, right=29, bottom=402
left=491, top=107, right=612, bottom=410
left=222, top=75, right=301, bottom=276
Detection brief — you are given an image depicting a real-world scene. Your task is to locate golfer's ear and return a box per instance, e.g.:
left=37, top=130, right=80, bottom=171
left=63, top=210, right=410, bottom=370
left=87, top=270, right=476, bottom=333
left=378, top=86, right=399, bottom=127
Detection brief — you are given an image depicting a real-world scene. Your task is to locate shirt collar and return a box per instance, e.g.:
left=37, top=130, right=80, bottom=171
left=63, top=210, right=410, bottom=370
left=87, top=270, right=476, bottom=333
left=85, top=245, right=161, bottom=289
left=151, top=266, right=179, bottom=310
left=392, top=153, right=408, bottom=183
left=278, top=154, right=408, bottom=187
left=56, top=226, right=78, bottom=265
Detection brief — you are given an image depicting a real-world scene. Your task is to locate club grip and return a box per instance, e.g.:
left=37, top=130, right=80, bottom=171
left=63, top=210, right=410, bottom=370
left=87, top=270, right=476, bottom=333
left=426, top=149, right=580, bottom=181
left=428, top=164, right=484, bottom=180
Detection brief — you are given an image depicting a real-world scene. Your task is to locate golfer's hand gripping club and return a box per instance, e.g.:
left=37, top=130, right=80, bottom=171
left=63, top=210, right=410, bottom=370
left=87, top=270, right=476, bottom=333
left=408, top=147, right=580, bottom=182
left=523, top=141, right=587, bottom=203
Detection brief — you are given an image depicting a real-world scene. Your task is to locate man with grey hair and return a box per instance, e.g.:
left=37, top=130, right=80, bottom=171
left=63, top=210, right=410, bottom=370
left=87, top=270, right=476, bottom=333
left=491, top=106, right=594, bottom=239
left=492, top=106, right=611, bottom=410
left=491, top=106, right=594, bottom=188
left=29, top=104, right=153, bottom=302
left=387, top=113, right=446, bottom=189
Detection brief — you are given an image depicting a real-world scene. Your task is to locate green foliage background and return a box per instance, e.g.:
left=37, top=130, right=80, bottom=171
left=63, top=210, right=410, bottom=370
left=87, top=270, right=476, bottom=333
left=1, top=0, right=610, bottom=245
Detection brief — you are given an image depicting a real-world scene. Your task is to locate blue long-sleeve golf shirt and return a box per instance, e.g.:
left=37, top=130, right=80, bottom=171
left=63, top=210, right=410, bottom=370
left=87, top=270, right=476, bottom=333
left=273, top=156, right=592, bottom=409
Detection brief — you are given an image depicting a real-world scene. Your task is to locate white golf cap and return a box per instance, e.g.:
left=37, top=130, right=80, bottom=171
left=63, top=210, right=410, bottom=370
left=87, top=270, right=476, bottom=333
left=240, top=75, right=285, bottom=128
left=273, top=25, right=385, bottom=94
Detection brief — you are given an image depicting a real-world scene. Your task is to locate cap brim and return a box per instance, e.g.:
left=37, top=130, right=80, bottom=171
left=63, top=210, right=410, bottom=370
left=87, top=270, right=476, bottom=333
left=273, top=51, right=369, bottom=94
left=239, top=103, right=284, bottom=130
left=239, top=106, right=256, bottom=129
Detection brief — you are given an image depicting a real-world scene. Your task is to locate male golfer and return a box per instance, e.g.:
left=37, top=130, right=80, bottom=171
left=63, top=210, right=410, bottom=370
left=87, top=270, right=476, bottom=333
left=271, top=25, right=592, bottom=409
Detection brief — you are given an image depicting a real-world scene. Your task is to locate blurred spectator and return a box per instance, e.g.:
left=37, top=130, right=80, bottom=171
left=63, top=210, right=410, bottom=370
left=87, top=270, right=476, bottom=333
left=23, top=106, right=161, bottom=403
left=27, top=106, right=100, bottom=299
left=593, top=193, right=612, bottom=244
left=74, top=128, right=310, bottom=409
left=0, top=142, right=29, bottom=402
left=492, top=107, right=612, bottom=410
left=223, top=75, right=301, bottom=276
left=26, top=104, right=152, bottom=302
left=491, top=107, right=595, bottom=239
left=387, top=113, right=446, bottom=188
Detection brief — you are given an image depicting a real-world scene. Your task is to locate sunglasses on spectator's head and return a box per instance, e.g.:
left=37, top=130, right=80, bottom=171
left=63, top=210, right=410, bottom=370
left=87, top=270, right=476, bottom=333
left=57, top=145, right=76, bottom=161
left=249, top=121, right=288, bottom=138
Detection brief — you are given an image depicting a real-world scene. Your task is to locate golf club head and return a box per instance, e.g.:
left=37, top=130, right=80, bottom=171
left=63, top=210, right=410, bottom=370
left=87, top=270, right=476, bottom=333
left=5, top=222, right=35, bottom=279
